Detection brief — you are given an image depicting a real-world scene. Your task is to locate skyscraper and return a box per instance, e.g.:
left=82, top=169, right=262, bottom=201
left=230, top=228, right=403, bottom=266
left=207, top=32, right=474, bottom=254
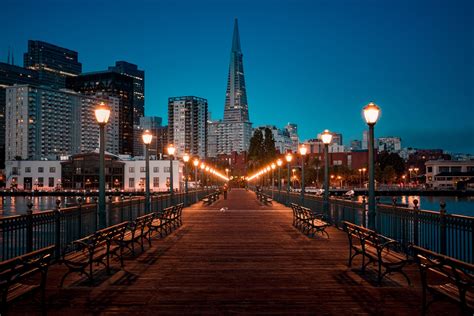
left=209, top=19, right=252, bottom=156
left=23, top=40, right=82, bottom=88
left=67, top=71, right=135, bottom=155
left=108, top=61, right=145, bottom=125
left=168, top=96, right=208, bottom=158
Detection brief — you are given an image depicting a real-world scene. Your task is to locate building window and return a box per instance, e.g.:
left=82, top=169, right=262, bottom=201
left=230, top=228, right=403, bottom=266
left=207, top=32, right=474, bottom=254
left=25, top=167, right=31, bottom=173
left=140, top=167, right=146, bottom=173
left=129, top=178, right=135, bottom=188
left=12, top=167, right=19, bottom=175
left=50, top=167, right=56, bottom=173
left=153, top=177, right=159, bottom=188
left=439, top=167, right=449, bottom=173
left=48, top=177, right=54, bottom=187
left=76, top=167, right=81, bottom=174
left=153, top=167, right=159, bottom=173
left=427, top=167, right=432, bottom=173
left=38, top=167, right=44, bottom=173
left=451, top=167, right=461, bottom=172
left=38, top=177, right=44, bottom=187
left=129, top=167, right=135, bottom=173
left=164, top=167, right=170, bottom=173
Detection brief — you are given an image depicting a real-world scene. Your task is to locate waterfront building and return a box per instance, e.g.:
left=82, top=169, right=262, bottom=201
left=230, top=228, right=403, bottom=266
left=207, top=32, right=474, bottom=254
left=207, top=118, right=219, bottom=158
left=350, top=140, right=362, bottom=150
left=378, top=137, right=402, bottom=153
left=0, top=62, right=39, bottom=168
left=5, top=85, right=119, bottom=161
left=212, top=19, right=253, bottom=155
left=67, top=71, right=135, bottom=155
left=5, top=160, right=62, bottom=191
left=108, top=61, right=145, bottom=126
left=168, top=96, right=208, bottom=158
left=123, top=159, right=180, bottom=192
left=425, top=160, right=474, bottom=189
left=23, top=40, right=82, bottom=88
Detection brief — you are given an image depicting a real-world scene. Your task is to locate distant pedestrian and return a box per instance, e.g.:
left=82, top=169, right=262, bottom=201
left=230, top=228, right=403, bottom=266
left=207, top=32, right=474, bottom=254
left=223, top=184, right=228, bottom=200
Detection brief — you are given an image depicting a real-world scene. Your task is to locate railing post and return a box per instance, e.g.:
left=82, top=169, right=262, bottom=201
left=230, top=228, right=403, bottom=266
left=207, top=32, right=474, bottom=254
left=439, top=201, right=447, bottom=255
left=77, top=197, right=83, bottom=238
left=375, top=197, right=381, bottom=232
left=120, top=194, right=125, bottom=223
left=413, top=199, right=419, bottom=246
left=55, top=199, right=61, bottom=260
left=108, top=195, right=113, bottom=225
left=362, top=196, right=367, bottom=228
left=26, top=201, right=33, bottom=254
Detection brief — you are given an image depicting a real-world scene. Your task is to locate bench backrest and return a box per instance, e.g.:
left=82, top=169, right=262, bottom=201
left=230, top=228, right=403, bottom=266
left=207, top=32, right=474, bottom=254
left=0, top=245, right=55, bottom=292
left=413, top=245, right=474, bottom=290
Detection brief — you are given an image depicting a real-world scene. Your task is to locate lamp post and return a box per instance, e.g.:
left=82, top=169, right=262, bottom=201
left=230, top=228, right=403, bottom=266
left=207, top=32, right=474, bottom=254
left=193, top=158, right=199, bottom=202
left=271, top=163, right=276, bottom=199
left=299, top=145, right=307, bottom=201
left=363, top=101, right=381, bottom=230
left=183, top=153, right=190, bottom=206
left=285, top=153, right=293, bottom=205
left=200, top=163, right=206, bottom=193
left=321, top=129, right=333, bottom=216
left=167, top=144, right=176, bottom=204
left=142, top=130, right=153, bottom=213
left=276, top=159, right=282, bottom=194
left=95, top=102, right=111, bottom=229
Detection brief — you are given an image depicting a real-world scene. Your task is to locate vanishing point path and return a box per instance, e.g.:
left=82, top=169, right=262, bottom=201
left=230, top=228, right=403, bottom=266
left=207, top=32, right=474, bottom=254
left=11, top=189, right=454, bottom=315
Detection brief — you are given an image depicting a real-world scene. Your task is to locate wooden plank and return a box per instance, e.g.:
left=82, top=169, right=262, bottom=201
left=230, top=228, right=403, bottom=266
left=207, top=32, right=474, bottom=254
left=8, top=189, right=458, bottom=315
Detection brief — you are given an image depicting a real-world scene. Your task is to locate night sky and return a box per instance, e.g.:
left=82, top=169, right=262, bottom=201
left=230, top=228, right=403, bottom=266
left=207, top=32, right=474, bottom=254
left=2, top=0, right=473, bottom=153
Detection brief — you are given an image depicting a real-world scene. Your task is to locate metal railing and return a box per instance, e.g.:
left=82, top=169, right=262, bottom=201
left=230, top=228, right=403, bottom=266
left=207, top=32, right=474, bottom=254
left=265, top=189, right=474, bottom=264
left=0, top=190, right=209, bottom=261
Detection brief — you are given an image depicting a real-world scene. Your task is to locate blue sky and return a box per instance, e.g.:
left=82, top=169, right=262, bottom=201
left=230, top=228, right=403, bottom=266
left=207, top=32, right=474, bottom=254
left=2, top=0, right=473, bottom=153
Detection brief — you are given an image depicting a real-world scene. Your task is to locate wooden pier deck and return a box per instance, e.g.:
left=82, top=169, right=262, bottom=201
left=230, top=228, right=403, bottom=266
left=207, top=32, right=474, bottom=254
left=10, top=188, right=457, bottom=315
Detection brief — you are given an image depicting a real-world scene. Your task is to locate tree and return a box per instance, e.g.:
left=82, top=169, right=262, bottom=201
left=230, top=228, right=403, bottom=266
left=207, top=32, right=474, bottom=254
left=263, top=128, right=276, bottom=162
left=377, top=151, right=405, bottom=176
left=248, top=129, right=264, bottom=170
left=382, top=166, right=397, bottom=184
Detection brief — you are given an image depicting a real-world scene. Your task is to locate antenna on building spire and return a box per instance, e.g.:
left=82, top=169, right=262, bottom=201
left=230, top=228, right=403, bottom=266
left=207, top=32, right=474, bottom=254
left=11, top=47, right=14, bottom=65
left=7, top=47, right=10, bottom=64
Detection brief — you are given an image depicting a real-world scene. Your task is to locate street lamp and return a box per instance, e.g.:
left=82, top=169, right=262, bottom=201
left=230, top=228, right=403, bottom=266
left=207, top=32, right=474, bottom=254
left=285, top=153, right=293, bottom=205
left=299, top=145, right=308, bottom=201
left=276, top=159, right=283, bottom=194
left=363, top=101, right=381, bottom=229
left=142, top=129, right=153, bottom=213
left=167, top=144, right=176, bottom=204
left=95, top=102, right=111, bottom=229
left=183, top=153, right=190, bottom=206
left=321, top=129, right=333, bottom=216
left=193, top=158, right=199, bottom=202
left=271, top=163, right=276, bottom=199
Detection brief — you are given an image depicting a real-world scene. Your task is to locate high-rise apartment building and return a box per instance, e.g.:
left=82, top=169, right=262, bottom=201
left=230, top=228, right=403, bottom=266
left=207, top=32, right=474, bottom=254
left=108, top=61, right=145, bottom=125
left=168, top=96, right=208, bottom=158
left=285, top=123, right=299, bottom=152
left=23, top=40, right=82, bottom=88
left=67, top=71, right=135, bottom=155
left=378, top=137, right=402, bottom=153
left=5, top=85, right=118, bottom=161
left=133, top=116, right=165, bottom=157
left=0, top=62, right=39, bottom=167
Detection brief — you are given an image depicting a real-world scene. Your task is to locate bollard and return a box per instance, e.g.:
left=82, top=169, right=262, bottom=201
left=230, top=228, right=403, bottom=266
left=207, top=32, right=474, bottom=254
left=439, top=201, right=447, bottom=255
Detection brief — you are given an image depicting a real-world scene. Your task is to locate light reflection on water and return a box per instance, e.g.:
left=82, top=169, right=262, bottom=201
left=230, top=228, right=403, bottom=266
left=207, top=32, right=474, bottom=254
left=0, top=196, right=122, bottom=217
left=356, top=195, right=474, bottom=217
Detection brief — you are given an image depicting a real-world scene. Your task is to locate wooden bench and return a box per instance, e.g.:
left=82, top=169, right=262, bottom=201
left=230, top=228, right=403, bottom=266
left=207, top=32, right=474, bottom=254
left=256, top=192, right=273, bottom=205
left=114, top=213, right=155, bottom=257
left=202, top=192, right=220, bottom=206
left=60, top=222, right=128, bottom=286
left=290, top=203, right=330, bottom=238
left=343, top=221, right=411, bottom=285
left=413, top=245, right=474, bottom=314
left=150, top=204, right=183, bottom=237
left=0, top=245, right=55, bottom=315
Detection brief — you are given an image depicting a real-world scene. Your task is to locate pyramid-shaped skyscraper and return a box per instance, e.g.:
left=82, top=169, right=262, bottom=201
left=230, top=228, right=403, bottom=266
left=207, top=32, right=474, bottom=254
left=208, top=19, right=252, bottom=157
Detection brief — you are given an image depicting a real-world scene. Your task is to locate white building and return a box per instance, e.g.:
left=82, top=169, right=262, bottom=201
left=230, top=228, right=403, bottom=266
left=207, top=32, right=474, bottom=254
left=425, top=160, right=474, bottom=189
left=123, top=159, right=181, bottom=192
left=285, top=123, right=299, bottom=152
left=5, top=160, right=62, bottom=191
left=207, top=121, right=252, bottom=157
left=5, top=85, right=119, bottom=161
left=378, top=137, right=402, bottom=153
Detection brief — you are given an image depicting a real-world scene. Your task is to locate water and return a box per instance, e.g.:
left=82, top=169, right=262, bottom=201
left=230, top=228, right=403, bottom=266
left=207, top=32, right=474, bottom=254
left=0, top=195, right=473, bottom=218
left=356, top=195, right=474, bottom=217
left=0, top=196, right=120, bottom=217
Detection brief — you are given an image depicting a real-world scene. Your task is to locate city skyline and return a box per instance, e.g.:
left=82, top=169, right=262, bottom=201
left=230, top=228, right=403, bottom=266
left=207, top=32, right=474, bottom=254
left=1, top=0, right=473, bottom=153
